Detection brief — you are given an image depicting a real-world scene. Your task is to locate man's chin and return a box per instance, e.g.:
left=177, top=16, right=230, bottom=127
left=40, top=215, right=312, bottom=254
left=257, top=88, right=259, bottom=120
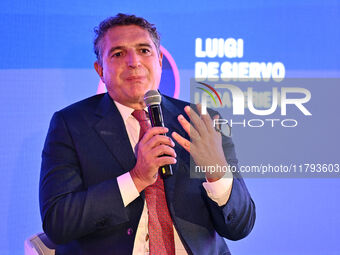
left=126, top=93, right=147, bottom=106
left=131, top=86, right=153, bottom=98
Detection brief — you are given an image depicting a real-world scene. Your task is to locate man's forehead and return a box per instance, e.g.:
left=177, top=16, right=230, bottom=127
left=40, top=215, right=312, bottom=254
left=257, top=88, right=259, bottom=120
left=103, top=25, right=154, bottom=47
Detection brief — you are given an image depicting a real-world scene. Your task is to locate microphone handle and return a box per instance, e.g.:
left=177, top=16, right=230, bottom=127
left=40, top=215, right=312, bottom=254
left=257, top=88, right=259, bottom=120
left=147, top=105, right=173, bottom=178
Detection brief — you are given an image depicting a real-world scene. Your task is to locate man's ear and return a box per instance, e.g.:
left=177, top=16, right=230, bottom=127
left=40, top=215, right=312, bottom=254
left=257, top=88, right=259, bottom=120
left=158, top=52, right=163, bottom=68
left=94, top=61, right=104, bottom=82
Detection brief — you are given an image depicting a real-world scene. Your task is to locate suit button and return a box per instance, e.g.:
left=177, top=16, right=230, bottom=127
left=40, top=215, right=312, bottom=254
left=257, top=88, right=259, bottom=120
left=127, top=228, right=133, bottom=235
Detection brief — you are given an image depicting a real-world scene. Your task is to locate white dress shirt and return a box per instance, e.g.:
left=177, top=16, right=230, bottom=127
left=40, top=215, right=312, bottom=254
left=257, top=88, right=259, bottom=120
left=114, top=100, right=233, bottom=255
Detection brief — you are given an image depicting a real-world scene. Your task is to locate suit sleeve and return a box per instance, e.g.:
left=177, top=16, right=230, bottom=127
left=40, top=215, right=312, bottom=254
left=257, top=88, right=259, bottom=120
left=39, top=111, right=130, bottom=244
left=202, top=134, right=256, bottom=241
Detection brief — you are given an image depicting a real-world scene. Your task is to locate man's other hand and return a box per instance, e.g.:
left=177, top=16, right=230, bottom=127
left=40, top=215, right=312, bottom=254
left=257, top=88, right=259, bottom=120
left=172, top=105, right=230, bottom=182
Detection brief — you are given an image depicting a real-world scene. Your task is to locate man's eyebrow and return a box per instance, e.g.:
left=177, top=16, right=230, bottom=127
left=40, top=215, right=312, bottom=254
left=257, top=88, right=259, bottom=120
left=136, top=43, right=152, bottom=48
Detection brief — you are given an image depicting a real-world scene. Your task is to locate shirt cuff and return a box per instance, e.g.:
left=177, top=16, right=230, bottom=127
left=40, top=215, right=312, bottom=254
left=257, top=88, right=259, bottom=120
left=117, top=172, right=140, bottom=207
left=202, top=175, right=233, bottom=206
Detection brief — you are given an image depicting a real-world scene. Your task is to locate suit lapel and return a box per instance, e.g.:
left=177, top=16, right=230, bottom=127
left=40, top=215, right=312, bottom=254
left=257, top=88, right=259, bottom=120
left=94, top=93, right=136, bottom=174
left=161, top=95, right=188, bottom=212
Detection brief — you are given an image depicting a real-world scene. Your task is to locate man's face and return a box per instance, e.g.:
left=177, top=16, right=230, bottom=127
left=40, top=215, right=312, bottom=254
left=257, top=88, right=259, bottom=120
left=95, top=25, right=162, bottom=109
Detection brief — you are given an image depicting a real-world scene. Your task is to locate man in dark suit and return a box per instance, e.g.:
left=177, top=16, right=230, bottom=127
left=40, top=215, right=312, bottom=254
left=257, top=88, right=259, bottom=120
left=39, top=13, right=255, bottom=254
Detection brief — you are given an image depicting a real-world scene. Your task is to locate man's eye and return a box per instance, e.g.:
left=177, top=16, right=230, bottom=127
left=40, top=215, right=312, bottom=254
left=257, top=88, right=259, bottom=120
left=140, top=48, right=150, bottom=54
left=113, top=52, right=122, bottom=57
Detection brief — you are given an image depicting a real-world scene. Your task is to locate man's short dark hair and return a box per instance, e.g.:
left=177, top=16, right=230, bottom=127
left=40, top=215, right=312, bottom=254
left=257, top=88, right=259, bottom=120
left=93, top=13, right=161, bottom=65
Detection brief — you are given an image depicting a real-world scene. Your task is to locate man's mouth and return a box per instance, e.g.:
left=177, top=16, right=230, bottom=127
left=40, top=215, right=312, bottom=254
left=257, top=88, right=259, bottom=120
left=126, top=75, right=145, bottom=81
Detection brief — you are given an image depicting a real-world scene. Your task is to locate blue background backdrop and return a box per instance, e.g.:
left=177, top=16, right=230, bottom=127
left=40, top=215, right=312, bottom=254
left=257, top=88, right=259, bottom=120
left=1, top=0, right=339, bottom=254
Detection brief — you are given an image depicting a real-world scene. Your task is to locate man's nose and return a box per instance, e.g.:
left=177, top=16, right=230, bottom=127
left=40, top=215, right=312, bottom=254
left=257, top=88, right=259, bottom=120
left=127, top=51, right=141, bottom=68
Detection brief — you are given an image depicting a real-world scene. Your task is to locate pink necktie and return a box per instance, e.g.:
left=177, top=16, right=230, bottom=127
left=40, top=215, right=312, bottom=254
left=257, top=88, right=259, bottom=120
left=132, top=110, right=175, bottom=255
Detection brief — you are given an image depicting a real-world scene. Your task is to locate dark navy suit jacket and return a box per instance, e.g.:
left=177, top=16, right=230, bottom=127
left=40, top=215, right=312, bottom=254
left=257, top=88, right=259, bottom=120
left=39, top=93, right=255, bottom=255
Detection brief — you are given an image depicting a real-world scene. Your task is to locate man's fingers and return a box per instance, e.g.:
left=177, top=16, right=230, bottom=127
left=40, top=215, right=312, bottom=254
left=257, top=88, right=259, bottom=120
left=195, top=103, right=216, bottom=133
left=211, top=114, right=221, bottom=133
left=201, top=113, right=218, bottom=134
left=184, top=105, right=206, bottom=136
left=146, top=134, right=175, bottom=150
left=156, top=156, right=177, bottom=166
left=141, top=127, right=169, bottom=143
left=172, top=131, right=190, bottom=153
left=196, top=103, right=203, bottom=115
left=178, top=113, right=200, bottom=140
left=151, top=144, right=177, bottom=158
left=177, top=114, right=189, bottom=135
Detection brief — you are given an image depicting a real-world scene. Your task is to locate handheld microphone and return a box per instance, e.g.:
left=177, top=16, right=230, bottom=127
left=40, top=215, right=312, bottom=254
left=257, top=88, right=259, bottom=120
left=144, top=90, right=173, bottom=178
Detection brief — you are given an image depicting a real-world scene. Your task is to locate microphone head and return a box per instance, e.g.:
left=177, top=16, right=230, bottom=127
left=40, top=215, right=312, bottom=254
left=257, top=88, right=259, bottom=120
left=144, top=90, right=162, bottom=106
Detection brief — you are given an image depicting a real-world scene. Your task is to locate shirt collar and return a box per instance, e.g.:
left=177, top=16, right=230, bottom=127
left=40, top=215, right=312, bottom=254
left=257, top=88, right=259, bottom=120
left=113, top=100, right=148, bottom=122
